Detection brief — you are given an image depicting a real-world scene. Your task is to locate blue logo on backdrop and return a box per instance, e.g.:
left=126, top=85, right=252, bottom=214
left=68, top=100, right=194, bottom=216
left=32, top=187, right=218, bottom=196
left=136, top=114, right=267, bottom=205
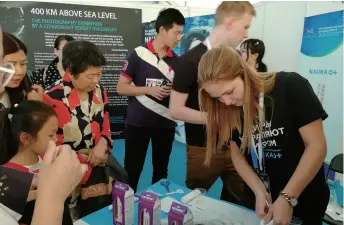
left=301, top=10, right=343, bottom=57
left=309, top=69, right=338, bottom=75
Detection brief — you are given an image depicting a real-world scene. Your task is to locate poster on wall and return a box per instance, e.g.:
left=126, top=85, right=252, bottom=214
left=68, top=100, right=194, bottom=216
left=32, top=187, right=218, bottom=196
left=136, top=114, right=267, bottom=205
left=142, top=14, right=214, bottom=56
left=175, top=14, right=214, bottom=55
left=0, top=2, right=142, bottom=139
left=142, top=21, right=156, bottom=44
left=142, top=14, right=215, bottom=143
left=299, top=10, right=343, bottom=162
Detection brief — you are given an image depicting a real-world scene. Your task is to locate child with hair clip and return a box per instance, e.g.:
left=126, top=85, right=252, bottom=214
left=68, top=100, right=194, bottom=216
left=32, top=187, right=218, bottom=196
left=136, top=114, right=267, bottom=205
left=0, top=100, right=90, bottom=225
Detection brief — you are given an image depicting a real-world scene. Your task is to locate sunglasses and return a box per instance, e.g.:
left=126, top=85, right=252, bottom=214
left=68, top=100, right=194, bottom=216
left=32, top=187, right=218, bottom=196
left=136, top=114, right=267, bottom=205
left=0, top=63, right=15, bottom=88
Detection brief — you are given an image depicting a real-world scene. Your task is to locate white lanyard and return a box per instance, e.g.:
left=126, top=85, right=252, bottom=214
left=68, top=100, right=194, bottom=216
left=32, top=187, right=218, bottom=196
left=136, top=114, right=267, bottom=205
left=251, top=92, right=265, bottom=171
left=206, top=38, right=211, bottom=50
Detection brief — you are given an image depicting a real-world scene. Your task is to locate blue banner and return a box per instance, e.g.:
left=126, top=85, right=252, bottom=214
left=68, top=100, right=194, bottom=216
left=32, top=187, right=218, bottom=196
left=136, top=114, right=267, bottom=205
left=174, top=14, right=215, bottom=56
left=299, top=10, right=343, bottom=163
left=142, top=14, right=215, bottom=56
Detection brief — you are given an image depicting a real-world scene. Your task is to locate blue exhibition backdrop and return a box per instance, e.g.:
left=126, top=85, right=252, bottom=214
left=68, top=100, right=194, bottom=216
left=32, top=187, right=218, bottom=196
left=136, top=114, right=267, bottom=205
left=299, top=10, right=343, bottom=164
left=299, top=10, right=343, bottom=205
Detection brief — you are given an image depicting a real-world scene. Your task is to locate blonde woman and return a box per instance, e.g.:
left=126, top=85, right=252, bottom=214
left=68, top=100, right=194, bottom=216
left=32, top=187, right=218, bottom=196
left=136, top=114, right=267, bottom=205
left=197, top=46, right=329, bottom=225
left=170, top=1, right=256, bottom=206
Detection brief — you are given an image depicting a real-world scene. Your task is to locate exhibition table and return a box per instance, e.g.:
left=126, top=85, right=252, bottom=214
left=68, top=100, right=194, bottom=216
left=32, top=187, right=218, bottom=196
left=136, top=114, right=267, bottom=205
left=74, top=179, right=260, bottom=225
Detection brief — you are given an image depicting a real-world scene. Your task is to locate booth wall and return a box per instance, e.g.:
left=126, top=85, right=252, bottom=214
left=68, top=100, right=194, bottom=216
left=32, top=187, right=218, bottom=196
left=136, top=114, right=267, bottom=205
left=18, top=0, right=216, bottom=22
left=1, top=0, right=341, bottom=198
left=23, top=0, right=342, bottom=73
left=249, top=1, right=343, bottom=73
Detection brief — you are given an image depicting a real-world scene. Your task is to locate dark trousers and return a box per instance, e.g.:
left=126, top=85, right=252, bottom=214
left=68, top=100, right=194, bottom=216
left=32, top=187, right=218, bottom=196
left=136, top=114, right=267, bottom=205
left=124, top=125, right=175, bottom=192
left=186, top=145, right=244, bottom=205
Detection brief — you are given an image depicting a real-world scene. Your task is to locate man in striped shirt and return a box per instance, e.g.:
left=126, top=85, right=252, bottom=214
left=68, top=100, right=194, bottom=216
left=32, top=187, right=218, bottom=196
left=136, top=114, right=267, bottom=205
left=117, top=8, right=185, bottom=191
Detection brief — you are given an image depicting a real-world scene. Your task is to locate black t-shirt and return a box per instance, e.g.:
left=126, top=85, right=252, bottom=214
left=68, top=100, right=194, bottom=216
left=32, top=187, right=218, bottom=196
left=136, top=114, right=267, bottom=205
left=236, top=72, right=329, bottom=221
left=172, top=43, right=208, bottom=147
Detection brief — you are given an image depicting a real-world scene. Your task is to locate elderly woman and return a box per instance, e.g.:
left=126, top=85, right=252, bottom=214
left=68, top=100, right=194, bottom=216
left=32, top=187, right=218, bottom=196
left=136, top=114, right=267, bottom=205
left=43, top=40, right=113, bottom=219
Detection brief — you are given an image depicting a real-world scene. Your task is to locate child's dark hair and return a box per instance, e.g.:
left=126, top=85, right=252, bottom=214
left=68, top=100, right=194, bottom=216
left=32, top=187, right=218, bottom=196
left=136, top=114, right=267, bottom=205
left=0, top=100, right=57, bottom=165
left=240, top=38, right=267, bottom=72
left=3, top=32, right=31, bottom=106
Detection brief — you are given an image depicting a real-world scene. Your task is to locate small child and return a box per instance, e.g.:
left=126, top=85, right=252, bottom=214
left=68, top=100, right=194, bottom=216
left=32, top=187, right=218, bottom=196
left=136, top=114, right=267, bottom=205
left=0, top=100, right=73, bottom=225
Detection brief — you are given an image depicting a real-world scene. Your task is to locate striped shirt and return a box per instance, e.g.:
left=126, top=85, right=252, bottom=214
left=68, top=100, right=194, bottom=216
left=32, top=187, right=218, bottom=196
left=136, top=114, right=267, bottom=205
left=120, top=38, right=178, bottom=128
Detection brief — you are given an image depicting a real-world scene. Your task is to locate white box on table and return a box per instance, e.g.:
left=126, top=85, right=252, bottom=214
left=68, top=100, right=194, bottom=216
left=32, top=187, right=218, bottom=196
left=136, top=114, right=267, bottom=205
left=138, top=191, right=161, bottom=225
left=168, top=202, right=193, bottom=225
left=112, top=181, right=134, bottom=225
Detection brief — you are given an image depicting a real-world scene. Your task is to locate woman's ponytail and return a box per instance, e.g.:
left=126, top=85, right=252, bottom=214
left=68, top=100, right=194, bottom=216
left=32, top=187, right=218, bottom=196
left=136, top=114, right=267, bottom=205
left=257, top=61, right=268, bottom=73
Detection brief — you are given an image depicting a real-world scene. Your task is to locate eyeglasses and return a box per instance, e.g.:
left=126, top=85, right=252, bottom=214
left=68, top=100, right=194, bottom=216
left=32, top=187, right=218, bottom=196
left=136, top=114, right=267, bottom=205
left=0, top=63, right=15, bottom=88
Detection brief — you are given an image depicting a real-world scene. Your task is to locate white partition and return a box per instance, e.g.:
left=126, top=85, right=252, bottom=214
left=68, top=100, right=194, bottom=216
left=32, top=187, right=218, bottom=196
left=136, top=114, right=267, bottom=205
left=248, top=2, right=265, bottom=40
left=262, top=2, right=308, bottom=72
left=247, top=1, right=343, bottom=73
left=306, top=1, right=343, bottom=17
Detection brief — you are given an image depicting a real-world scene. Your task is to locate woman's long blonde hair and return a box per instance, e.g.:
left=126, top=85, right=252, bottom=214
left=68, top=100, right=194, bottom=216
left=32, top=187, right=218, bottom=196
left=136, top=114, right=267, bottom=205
left=198, top=46, right=276, bottom=166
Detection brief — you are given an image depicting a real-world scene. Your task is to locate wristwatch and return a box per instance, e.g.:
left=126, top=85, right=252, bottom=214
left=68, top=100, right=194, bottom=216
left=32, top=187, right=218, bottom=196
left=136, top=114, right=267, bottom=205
left=280, top=191, right=298, bottom=207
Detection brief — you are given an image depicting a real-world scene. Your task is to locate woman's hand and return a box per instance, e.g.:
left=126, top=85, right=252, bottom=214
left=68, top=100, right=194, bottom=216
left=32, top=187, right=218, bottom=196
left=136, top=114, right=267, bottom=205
left=99, top=154, right=108, bottom=167
left=262, top=196, right=293, bottom=225
left=27, top=174, right=38, bottom=202
left=37, top=141, right=88, bottom=202
left=27, top=190, right=37, bottom=202
left=87, top=138, right=108, bottom=167
left=0, top=85, right=4, bottom=95
left=27, top=85, right=44, bottom=101
left=107, top=177, right=114, bottom=195
left=255, top=190, right=272, bottom=218
left=31, top=141, right=88, bottom=225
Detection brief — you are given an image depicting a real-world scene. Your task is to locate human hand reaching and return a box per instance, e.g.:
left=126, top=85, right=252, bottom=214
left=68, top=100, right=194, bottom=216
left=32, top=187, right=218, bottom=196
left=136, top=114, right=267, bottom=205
left=31, top=141, right=87, bottom=225
left=27, top=85, right=44, bottom=101
left=147, top=85, right=171, bottom=100
left=27, top=190, right=37, bottom=202
left=36, top=141, right=88, bottom=202
left=87, top=138, right=108, bottom=167
left=164, top=83, right=172, bottom=96
left=0, top=75, right=8, bottom=95
left=0, top=63, right=15, bottom=95
left=255, top=190, right=272, bottom=219
left=262, top=196, right=293, bottom=225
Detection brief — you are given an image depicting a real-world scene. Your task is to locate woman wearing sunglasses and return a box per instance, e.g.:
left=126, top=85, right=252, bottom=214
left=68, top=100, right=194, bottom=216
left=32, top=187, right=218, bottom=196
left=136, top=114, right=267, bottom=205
left=0, top=32, right=43, bottom=108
